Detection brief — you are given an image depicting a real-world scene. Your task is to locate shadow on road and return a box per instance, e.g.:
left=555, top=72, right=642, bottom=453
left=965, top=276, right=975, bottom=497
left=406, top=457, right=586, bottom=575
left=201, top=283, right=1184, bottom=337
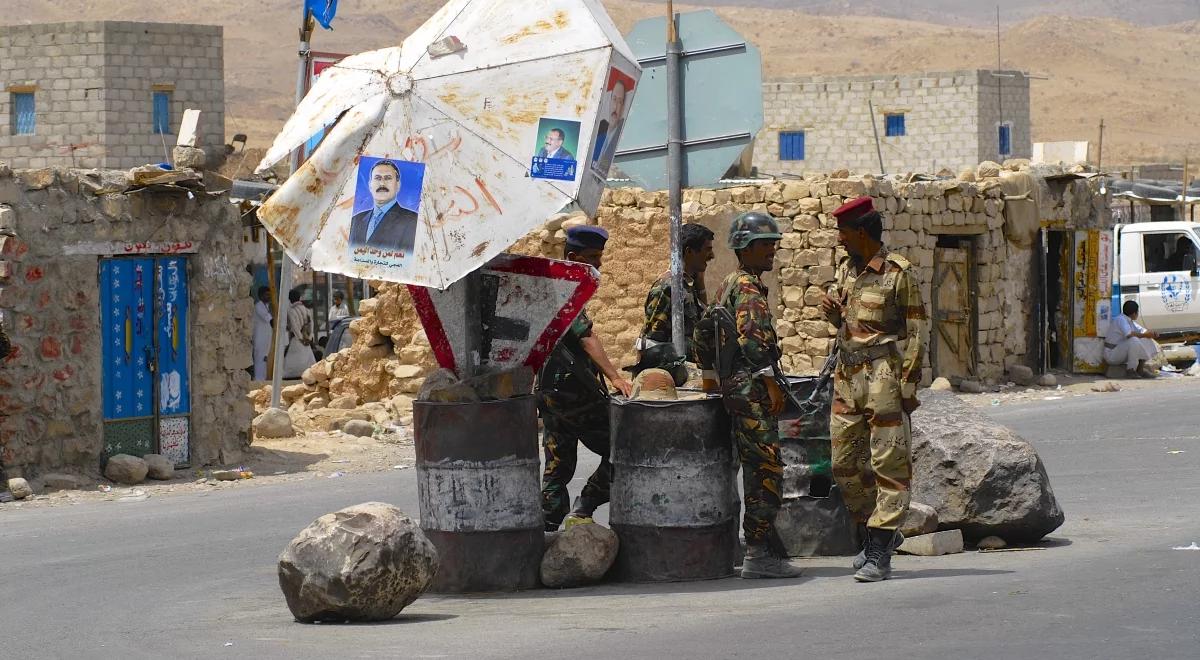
left=891, top=568, right=1015, bottom=580
left=299, top=613, right=459, bottom=626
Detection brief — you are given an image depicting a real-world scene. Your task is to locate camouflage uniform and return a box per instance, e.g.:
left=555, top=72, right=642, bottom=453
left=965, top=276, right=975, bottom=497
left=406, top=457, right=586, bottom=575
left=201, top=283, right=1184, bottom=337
left=535, top=310, right=611, bottom=530
left=637, top=272, right=705, bottom=364
left=825, top=246, right=927, bottom=531
left=709, top=269, right=785, bottom=548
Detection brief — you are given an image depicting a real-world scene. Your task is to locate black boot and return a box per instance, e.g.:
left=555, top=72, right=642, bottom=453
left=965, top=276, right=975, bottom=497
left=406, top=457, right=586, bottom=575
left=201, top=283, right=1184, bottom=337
left=852, top=524, right=902, bottom=569
left=854, top=527, right=899, bottom=582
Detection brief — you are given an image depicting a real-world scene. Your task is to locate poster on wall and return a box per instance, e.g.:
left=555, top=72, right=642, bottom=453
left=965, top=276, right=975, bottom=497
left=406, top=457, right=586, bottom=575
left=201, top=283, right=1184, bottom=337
left=348, top=156, right=426, bottom=268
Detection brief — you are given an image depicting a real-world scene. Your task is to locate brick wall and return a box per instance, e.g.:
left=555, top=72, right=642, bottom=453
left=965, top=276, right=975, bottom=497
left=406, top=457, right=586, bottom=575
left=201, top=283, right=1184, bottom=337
left=0, top=22, right=224, bottom=170
left=752, top=70, right=1031, bottom=176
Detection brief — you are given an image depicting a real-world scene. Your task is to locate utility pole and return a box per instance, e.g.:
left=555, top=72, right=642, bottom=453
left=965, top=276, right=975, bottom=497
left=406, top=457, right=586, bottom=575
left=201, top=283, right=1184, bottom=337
left=1180, top=156, right=1189, bottom=222
left=269, top=9, right=315, bottom=409
left=868, top=99, right=886, bottom=175
left=996, top=5, right=1004, bottom=153
left=1096, top=118, right=1105, bottom=170
left=665, top=0, right=686, bottom=358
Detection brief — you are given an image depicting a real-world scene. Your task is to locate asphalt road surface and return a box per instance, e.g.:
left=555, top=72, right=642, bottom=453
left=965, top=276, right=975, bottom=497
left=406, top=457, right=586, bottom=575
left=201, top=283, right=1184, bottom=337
left=3, top=385, right=1199, bottom=659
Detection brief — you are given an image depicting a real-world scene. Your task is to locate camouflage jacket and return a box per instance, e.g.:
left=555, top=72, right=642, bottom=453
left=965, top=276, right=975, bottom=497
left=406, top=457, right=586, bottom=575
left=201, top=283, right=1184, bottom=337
left=637, top=271, right=704, bottom=362
left=536, top=310, right=605, bottom=402
left=710, top=268, right=780, bottom=377
left=825, top=246, right=927, bottom=393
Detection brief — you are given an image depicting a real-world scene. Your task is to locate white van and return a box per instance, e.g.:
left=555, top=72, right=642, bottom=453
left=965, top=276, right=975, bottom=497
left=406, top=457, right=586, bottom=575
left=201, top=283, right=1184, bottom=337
left=1112, top=221, right=1200, bottom=335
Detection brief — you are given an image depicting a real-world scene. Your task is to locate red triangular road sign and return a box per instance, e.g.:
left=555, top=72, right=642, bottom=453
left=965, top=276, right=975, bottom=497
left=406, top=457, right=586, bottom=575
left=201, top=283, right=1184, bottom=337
left=408, top=254, right=599, bottom=377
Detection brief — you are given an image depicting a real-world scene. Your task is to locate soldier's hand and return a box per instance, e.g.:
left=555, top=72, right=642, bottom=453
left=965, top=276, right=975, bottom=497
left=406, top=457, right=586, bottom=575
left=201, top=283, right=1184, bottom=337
left=764, top=377, right=786, bottom=416
left=612, top=377, right=633, bottom=398
left=702, top=377, right=719, bottom=394
left=820, top=292, right=843, bottom=324
left=901, top=397, right=920, bottom=414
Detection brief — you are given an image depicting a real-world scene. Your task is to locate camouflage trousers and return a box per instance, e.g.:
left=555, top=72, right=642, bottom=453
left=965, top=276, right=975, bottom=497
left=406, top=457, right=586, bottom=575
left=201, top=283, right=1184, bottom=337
left=539, top=399, right=612, bottom=531
left=731, top=411, right=784, bottom=547
left=829, top=356, right=912, bottom=530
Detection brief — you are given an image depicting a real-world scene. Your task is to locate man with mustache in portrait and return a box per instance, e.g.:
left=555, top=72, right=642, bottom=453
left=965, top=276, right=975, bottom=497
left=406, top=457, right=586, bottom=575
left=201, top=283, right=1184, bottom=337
left=350, top=159, right=419, bottom=255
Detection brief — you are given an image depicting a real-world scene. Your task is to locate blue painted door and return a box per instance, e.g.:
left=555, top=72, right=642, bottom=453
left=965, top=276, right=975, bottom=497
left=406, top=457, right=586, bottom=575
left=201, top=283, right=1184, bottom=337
left=100, top=257, right=191, bottom=465
left=155, top=257, right=191, bottom=465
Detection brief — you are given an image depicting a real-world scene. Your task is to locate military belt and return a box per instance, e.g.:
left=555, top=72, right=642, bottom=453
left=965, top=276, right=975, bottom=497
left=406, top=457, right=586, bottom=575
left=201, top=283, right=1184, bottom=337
left=837, top=342, right=897, bottom=367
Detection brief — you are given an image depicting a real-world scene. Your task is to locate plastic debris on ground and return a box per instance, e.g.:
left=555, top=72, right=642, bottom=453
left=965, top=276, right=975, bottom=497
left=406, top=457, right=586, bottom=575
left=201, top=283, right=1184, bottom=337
left=328, top=472, right=345, bottom=479
left=1172, top=542, right=1200, bottom=551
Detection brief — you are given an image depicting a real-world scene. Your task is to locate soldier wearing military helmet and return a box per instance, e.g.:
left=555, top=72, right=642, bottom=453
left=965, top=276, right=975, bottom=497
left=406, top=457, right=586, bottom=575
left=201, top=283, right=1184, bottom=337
left=820, top=196, right=928, bottom=583
left=697, top=211, right=803, bottom=579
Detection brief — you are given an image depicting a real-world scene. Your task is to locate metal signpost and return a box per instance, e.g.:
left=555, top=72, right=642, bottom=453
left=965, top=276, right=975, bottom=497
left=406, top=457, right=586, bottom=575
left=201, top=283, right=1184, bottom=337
left=617, top=9, right=763, bottom=357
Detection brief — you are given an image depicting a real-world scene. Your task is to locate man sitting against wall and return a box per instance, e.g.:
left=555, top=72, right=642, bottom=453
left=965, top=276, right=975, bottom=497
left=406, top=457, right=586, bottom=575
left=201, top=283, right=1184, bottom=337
left=1104, top=301, right=1160, bottom=379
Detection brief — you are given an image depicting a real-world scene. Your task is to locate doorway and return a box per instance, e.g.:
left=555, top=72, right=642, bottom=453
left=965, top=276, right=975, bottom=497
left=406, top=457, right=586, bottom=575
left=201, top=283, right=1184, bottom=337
left=99, top=256, right=192, bottom=466
left=1038, top=230, right=1074, bottom=371
left=932, top=236, right=978, bottom=380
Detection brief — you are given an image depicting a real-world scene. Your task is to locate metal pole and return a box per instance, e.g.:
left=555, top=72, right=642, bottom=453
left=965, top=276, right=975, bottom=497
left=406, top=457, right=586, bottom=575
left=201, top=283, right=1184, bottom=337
left=269, top=11, right=314, bottom=410
left=666, top=3, right=686, bottom=357
left=1180, top=156, right=1189, bottom=222
left=868, top=99, right=885, bottom=175
left=1096, top=118, right=1105, bottom=170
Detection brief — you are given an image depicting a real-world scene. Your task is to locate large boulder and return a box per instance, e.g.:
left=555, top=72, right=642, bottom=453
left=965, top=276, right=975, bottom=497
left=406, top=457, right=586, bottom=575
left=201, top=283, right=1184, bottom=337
left=7, top=477, right=33, bottom=500
left=278, top=502, right=439, bottom=623
left=104, top=454, right=149, bottom=485
left=143, top=454, right=175, bottom=480
left=540, top=523, right=619, bottom=588
left=910, top=392, right=1065, bottom=542
left=253, top=408, right=295, bottom=439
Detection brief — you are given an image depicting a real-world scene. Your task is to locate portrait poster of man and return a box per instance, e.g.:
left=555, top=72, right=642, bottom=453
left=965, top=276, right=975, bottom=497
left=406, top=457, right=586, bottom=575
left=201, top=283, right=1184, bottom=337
left=591, top=67, right=636, bottom=177
left=349, top=156, right=426, bottom=267
left=530, top=118, right=581, bottom=182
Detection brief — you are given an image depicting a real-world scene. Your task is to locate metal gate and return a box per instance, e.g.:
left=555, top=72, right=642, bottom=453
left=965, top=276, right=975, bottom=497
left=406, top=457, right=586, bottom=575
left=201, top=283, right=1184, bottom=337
left=100, top=256, right=191, bottom=466
left=932, top=246, right=977, bottom=379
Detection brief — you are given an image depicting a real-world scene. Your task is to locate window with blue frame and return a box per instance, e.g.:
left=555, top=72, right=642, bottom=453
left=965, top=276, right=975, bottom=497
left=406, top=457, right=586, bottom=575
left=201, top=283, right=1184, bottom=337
left=11, top=92, right=35, bottom=135
left=153, top=91, right=171, bottom=135
left=998, top=124, right=1012, bottom=156
left=885, top=113, right=906, bottom=137
left=779, top=131, right=805, bottom=161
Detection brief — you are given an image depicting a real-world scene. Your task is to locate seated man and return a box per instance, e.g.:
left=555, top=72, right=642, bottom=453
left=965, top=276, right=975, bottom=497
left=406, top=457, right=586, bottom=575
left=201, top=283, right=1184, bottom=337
left=1104, top=300, right=1160, bottom=378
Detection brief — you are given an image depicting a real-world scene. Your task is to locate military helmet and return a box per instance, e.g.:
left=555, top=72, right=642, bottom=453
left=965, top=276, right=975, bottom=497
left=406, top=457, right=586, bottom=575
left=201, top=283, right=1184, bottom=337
left=728, top=211, right=782, bottom=250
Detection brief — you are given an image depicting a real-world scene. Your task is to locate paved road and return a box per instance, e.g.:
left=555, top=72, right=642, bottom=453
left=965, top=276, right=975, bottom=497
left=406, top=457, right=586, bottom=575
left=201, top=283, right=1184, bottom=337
left=3, top=385, right=1199, bottom=659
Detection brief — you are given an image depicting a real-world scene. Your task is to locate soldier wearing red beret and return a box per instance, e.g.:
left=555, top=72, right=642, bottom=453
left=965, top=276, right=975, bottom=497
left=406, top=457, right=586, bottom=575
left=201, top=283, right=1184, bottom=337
left=820, top=195, right=927, bottom=583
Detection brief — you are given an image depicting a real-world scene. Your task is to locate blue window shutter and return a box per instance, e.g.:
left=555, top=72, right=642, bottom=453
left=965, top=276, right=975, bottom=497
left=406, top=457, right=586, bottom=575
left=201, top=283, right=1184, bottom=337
left=779, top=131, right=805, bottom=161
left=885, top=114, right=905, bottom=137
left=13, top=93, right=35, bottom=135
left=998, top=124, right=1012, bottom=156
left=153, top=92, right=171, bottom=135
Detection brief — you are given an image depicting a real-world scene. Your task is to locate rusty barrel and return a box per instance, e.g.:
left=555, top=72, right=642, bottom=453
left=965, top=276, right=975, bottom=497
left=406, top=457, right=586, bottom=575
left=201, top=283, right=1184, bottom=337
left=414, top=395, right=543, bottom=592
left=609, top=395, right=737, bottom=582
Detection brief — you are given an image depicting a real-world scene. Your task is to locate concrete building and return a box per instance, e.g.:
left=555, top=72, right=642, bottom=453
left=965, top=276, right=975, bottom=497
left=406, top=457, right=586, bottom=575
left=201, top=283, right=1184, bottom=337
left=752, top=70, right=1032, bottom=176
left=0, top=21, right=224, bottom=170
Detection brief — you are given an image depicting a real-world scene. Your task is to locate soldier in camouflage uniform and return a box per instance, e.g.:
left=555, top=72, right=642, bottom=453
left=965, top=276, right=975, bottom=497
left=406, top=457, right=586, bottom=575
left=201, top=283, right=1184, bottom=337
left=821, top=196, right=927, bottom=583
left=698, top=212, right=803, bottom=579
left=536, top=226, right=633, bottom=531
left=629, top=224, right=715, bottom=383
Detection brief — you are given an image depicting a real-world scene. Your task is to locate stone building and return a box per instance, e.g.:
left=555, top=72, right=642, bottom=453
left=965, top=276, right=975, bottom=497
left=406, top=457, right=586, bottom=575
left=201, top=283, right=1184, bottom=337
left=752, top=70, right=1032, bottom=176
left=0, top=21, right=224, bottom=170
left=0, top=165, right=252, bottom=480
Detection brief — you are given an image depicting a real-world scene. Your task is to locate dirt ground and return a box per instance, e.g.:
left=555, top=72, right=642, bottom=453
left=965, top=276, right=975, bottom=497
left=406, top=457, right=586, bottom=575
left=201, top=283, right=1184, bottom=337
left=0, top=417, right=416, bottom=511
left=959, top=368, right=1200, bottom=409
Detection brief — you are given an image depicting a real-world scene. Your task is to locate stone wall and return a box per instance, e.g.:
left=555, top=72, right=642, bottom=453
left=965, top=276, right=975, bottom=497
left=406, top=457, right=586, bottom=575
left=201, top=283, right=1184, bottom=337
left=281, top=164, right=1108, bottom=407
left=0, top=22, right=225, bottom=170
left=0, top=165, right=252, bottom=479
left=753, top=70, right=1032, bottom=176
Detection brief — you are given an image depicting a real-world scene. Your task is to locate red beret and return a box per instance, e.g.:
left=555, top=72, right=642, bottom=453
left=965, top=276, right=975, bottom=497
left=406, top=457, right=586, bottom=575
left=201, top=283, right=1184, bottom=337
left=832, top=196, right=876, bottom=227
